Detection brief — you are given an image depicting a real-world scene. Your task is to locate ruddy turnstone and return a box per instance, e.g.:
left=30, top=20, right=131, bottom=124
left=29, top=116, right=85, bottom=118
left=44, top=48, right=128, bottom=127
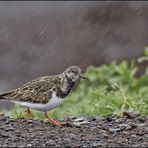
left=0, top=66, right=86, bottom=126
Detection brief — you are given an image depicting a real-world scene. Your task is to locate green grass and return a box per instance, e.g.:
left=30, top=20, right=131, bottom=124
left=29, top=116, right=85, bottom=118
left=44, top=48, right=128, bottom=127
left=1, top=49, right=148, bottom=120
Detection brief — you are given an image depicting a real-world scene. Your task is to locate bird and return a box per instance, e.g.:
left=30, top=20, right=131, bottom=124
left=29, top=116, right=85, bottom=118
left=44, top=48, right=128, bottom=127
left=0, top=66, right=86, bottom=126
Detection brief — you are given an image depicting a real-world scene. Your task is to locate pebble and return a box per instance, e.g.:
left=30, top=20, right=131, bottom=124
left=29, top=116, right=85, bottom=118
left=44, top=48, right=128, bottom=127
left=123, top=109, right=140, bottom=119
left=27, top=119, right=35, bottom=123
left=9, top=119, right=16, bottom=122
left=106, top=117, right=113, bottom=122
left=109, top=128, right=121, bottom=133
left=73, top=120, right=89, bottom=126
left=131, top=134, right=137, bottom=138
left=1, top=133, right=9, bottom=138
left=144, top=126, right=148, bottom=132
left=129, top=122, right=137, bottom=128
left=66, top=122, right=81, bottom=128
left=5, top=120, right=10, bottom=124
left=103, top=133, right=109, bottom=138
left=0, top=112, right=4, bottom=117
left=68, top=133, right=77, bottom=139
left=27, top=144, right=32, bottom=147
left=0, top=116, right=147, bottom=147
left=137, top=117, right=147, bottom=123
left=69, top=116, right=77, bottom=120
left=92, top=142, right=102, bottom=146
left=115, top=118, right=124, bottom=123
left=96, top=117, right=105, bottom=121
left=73, top=117, right=84, bottom=122
left=0, top=117, right=7, bottom=121
left=5, top=127, right=15, bottom=132
left=118, top=124, right=132, bottom=130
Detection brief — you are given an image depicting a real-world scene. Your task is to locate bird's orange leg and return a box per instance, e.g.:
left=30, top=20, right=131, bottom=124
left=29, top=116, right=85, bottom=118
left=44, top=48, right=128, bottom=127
left=45, top=112, right=62, bottom=127
left=25, top=107, right=31, bottom=123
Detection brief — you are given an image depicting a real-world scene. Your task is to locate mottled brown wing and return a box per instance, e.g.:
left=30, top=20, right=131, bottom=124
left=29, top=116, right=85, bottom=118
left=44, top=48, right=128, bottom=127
left=0, top=76, right=59, bottom=104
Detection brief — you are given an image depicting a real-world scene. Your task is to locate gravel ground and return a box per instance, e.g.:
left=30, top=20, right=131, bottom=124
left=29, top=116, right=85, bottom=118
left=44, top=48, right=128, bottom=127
left=0, top=114, right=147, bottom=147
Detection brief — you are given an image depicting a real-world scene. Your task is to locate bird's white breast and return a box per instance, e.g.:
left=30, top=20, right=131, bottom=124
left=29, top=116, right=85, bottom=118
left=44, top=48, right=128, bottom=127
left=12, top=92, right=64, bottom=112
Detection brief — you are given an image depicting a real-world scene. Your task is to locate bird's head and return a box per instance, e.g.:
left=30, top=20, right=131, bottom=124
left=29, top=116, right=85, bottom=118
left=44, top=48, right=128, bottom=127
left=64, top=66, right=86, bottom=82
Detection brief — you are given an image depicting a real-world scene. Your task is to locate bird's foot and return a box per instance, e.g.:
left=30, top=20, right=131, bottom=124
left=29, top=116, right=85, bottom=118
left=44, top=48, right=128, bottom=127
left=45, top=113, right=63, bottom=127
left=47, top=117, right=62, bottom=126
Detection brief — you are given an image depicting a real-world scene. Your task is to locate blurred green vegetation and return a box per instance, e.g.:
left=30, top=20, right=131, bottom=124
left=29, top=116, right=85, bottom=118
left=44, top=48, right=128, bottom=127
left=1, top=49, right=148, bottom=120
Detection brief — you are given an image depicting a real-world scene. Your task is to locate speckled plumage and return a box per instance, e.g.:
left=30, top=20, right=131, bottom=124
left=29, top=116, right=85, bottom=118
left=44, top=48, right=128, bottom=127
left=0, top=66, right=86, bottom=126
left=0, top=66, right=84, bottom=106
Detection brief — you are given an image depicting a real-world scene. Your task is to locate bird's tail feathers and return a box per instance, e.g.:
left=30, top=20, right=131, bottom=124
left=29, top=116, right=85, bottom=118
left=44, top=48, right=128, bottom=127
left=0, top=91, right=13, bottom=100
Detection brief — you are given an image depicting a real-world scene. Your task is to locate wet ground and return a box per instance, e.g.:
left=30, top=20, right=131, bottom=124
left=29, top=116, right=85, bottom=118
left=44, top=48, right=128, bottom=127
left=0, top=114, right=147, bottom=147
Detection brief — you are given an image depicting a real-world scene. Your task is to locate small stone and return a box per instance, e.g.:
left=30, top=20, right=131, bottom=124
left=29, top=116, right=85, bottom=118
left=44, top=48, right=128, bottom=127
left=17, top=143, right=26, bottom=147
left=9, top=118, right=16, bottom=122
left=1, top=133, right=9, bottom=138
left=144, top=135, right=148, bottom=139
left=27, top=119, right=35, bottom=123
left=0, top=112, right=4, bottom=117
left=0, top=117, right=7, bottom=121
left=42, top=144, right=46, bottom=147
left=137, top=117, right=147, bottom=123
left=129, top=122, right=137, bottom=128
left=96, top=116, right=105, bottom=121
left=115, top=118, right=123, bottom=123
left=144, top=125, right=148, bottom=132
left=123, top=109, right=140, bottom=119
left=68, top=133, right=77, bottom=139
left=131, top=144, right=140, bottom=147
left=73, top=120, right=89, bottom=127
left=106, top=117, right=113, bottom=122
left=92, top=142, right=102, bottom=146
left=5, top=120, right=10, bottom=124
left=27, top=144, right=32, bottom=147
left=66, top=122, right=81, bottom=128
left=69, top=116, right=77, bottom=120
left=73, top=115, right=96, bottom=123
left=82, top=116, right=96, bottom=122
left=103, top=133, right=109, bottom=138
left=118, top=124, right=132, bottom=130
left=5, top=127, right=15, bottom=132
left=73, top=117, right=85, bottom=122
left=109, top=128, right=121, bottom=133
left=131, top=134, right=137, bottom=138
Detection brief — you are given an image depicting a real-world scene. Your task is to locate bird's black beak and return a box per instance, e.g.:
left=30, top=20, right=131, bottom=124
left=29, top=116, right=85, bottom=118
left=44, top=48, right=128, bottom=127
left=79, top=74, right=87, bottom=79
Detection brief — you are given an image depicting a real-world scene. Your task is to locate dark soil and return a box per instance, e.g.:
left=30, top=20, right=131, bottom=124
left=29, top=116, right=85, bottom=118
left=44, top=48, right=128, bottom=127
left=0, top=115, right=147, bottom=147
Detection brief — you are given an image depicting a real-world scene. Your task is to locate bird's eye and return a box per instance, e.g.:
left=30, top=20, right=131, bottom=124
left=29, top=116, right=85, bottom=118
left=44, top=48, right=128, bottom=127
left=72, top=70, right=77, bottom=74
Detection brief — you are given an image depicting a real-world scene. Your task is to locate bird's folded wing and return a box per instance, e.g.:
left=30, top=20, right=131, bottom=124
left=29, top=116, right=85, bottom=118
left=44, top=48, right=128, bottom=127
left=0, top=76, right=55, bottom=104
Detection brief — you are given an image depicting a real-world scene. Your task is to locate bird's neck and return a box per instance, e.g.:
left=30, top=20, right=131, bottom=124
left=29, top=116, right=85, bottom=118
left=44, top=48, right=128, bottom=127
left=58, top=73, right=75, bottom=96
